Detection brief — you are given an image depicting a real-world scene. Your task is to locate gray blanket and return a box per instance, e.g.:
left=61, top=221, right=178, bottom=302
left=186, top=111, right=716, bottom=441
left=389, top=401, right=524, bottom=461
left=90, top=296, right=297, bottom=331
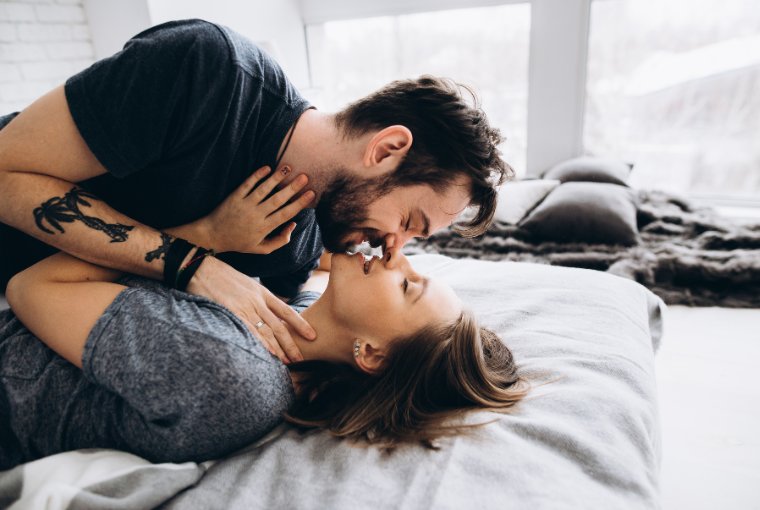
left=404, top=190, right=760, bottom=308
left=159, top=255, right=664, bottom=510
left=0, top=450, right=206, bottom=510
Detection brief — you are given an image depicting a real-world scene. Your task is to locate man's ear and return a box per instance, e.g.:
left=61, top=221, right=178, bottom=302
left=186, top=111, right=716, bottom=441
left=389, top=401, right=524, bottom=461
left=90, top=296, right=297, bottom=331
left=354, top=340, right=386, bottom=375
left=362, top=125, right=413, bottom=174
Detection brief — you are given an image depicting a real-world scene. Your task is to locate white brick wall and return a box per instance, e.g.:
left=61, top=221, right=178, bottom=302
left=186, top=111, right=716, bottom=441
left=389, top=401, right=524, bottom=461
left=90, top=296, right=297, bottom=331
left=0, top=0, right=95, bottom=115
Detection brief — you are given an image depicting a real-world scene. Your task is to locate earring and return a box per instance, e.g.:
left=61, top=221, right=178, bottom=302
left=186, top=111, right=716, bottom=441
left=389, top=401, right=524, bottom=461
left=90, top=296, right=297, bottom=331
left=353, top=340, right=360, bottom=357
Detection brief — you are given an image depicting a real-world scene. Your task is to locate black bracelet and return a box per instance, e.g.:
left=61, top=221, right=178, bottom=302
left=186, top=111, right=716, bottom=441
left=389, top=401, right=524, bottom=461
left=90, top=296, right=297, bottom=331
left=163, top=238, right=194, bottom=289
left=175, top=247, right=210, bottom=292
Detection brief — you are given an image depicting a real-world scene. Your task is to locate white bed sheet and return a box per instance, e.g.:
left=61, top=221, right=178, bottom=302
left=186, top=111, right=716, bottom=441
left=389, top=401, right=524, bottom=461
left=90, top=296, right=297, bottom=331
left=160, top=255, right=664, bottom=510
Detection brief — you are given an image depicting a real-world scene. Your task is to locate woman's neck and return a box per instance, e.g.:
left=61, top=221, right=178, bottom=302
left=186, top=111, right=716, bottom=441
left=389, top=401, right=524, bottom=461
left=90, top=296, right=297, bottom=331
left=282, top=298, right=355, bottom=366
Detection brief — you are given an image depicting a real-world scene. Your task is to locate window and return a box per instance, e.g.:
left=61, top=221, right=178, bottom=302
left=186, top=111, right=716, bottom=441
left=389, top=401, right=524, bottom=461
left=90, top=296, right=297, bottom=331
left=583, top=0, right=760, bottom=199
left=304, top=4, right=531, bottom=177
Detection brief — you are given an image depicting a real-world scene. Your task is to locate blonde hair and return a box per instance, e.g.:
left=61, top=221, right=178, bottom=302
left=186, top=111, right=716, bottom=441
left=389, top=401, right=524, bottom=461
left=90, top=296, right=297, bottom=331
left=285, top=309, right=528, bottom=449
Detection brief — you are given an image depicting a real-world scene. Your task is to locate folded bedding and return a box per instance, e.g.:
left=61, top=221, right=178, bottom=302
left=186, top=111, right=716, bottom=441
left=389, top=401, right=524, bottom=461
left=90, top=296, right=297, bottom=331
left=1, top=255, right=664, bottom=510
left=0, top=450, right=207, bottom=510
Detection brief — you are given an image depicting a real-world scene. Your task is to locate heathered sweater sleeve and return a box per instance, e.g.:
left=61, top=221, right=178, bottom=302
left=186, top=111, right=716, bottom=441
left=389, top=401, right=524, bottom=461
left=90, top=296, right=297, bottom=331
left=80, top=286, right=295, bottom=463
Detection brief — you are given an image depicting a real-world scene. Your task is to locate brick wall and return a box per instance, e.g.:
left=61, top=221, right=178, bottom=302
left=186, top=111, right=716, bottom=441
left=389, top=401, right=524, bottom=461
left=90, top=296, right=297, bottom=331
left=0, top=0, right=95, bottom=115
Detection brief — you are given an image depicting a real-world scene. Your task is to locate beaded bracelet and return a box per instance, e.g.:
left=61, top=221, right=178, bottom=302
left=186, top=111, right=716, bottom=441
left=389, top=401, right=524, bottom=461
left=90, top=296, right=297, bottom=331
left=175, top=248, right=216, bottom=291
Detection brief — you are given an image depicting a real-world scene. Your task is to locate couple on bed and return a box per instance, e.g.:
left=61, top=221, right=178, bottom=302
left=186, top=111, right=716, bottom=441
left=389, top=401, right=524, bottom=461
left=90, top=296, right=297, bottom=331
left=0, top=20, right=527, bottom=470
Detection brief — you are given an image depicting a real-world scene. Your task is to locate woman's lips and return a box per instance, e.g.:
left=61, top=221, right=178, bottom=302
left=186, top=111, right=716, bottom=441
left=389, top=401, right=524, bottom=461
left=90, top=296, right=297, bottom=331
left=364, top=256, right=376, bottom=274
left=354, top=252, right=365, bottom=273
left=351, top=252, right=376, bottom=275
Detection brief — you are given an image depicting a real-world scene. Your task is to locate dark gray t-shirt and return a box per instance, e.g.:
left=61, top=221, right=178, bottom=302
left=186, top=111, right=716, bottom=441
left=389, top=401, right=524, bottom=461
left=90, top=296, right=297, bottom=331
left=0, top=276, right=319, bottom=470
left=0, top=18, right=322, bottom=297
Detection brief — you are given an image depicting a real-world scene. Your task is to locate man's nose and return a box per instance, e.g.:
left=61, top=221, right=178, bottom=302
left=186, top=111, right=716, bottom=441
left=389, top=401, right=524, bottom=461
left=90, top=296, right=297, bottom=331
left=383, top=231, right=415, bottom=252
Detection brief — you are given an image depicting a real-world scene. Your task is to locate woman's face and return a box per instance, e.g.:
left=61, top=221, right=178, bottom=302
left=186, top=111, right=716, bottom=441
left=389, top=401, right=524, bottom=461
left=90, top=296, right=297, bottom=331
left=326, top=249, right=462, bottom=344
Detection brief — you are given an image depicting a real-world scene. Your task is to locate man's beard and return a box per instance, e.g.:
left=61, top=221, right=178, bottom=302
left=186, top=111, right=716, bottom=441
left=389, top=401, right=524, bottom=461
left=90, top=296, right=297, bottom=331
left=314, top=174, right=388, bottom=253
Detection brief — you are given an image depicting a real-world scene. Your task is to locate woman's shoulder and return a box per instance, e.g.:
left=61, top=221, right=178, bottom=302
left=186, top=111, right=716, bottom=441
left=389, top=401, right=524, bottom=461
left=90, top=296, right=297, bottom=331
left=115, top=274, right=184, bottom=297
left=97, top=276, right=271, bottom=358
left=107, top=276, right=318, bottom=369
left=82, top=283, right=297, bottom=460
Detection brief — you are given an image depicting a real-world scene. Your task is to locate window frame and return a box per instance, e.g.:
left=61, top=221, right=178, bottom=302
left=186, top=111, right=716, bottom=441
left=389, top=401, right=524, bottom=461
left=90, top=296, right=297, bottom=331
left=299, top=0, right=592, bottom=177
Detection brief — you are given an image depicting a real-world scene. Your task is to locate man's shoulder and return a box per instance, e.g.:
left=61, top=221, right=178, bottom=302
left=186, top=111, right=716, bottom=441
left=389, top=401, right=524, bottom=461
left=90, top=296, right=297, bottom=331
left=138, top=19, right=271, bottom=72
left=126, top=19, right=231, bottom=62
left=134, top=19, right=298, bottom=102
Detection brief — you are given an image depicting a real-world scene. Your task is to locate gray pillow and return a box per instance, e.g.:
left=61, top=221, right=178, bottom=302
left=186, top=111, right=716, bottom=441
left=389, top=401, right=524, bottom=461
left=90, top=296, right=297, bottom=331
left=543, top=157, right=633, bottom=186
left=519, top=182, right=640, bottom=246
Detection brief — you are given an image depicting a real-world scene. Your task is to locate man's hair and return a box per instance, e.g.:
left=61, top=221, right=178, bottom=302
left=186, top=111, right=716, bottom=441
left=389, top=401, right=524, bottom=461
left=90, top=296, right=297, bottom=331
left=285, top=309, right=529, bottom=450
left=334, top=75, right=514, bottom=237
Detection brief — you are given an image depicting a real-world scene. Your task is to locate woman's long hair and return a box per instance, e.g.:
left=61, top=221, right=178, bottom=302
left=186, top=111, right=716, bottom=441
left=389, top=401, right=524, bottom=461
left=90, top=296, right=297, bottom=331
left=285, top=308, right=529, bottom=449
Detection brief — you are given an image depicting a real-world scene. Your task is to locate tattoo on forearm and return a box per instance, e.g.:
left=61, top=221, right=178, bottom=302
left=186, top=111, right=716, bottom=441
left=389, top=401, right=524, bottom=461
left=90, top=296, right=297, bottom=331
left=145, top=232, right=174, bottom=262
left=32, top=187, right=135, bottom=243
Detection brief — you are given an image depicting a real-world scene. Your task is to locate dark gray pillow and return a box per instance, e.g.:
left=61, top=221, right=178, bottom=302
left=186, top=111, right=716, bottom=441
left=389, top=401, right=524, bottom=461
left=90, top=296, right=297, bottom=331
left=518, top=182, right=640, bottom=246
left=543, top=157, right=633, bottom=186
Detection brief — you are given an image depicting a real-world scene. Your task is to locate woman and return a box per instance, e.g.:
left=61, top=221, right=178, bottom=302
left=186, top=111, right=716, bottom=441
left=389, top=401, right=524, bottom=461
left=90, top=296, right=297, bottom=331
left=0, top=184, right=526, bottom=471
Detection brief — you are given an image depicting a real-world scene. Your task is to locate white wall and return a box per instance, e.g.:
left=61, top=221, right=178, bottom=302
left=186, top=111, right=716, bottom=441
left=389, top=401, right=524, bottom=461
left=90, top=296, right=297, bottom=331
left=0, top=0, right=96, bottom=115
left=1, top=0, right=312, bottom=112
left=82, top=0, right=150, bottom=60
left=147, top=0, right=310, bottom=88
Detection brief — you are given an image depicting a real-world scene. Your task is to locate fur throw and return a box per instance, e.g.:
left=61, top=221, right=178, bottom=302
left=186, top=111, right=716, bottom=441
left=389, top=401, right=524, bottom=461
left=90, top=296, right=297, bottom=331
left=403, top=190, right=760, bottom=308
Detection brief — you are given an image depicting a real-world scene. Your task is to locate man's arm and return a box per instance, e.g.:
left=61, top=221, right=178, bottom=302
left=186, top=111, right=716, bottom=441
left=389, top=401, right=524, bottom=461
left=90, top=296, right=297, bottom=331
left=302, top=270, right=329, bottom=294
left=0, top=86, right=316, bottom=363
left=316, top=250, right=332, bottom=272
left=0, top=86, right=183, bottom=278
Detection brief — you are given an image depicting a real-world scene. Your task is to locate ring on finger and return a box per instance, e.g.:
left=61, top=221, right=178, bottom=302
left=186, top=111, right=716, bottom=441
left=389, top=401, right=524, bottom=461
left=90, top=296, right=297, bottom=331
left=254, top=320, right=265, bottom=330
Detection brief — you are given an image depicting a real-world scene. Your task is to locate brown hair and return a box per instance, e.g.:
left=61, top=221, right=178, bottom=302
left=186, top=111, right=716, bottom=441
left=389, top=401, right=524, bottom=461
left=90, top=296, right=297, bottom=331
left=334, top=75, right=514, bottom=237
left=285, top=309, right=528, bottom=449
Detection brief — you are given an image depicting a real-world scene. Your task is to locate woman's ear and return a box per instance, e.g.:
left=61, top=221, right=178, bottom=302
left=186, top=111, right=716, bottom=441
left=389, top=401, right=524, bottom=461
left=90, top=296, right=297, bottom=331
left=362, top=125, right=413, bottom=174
left=353, top=340, right=386, bottom=375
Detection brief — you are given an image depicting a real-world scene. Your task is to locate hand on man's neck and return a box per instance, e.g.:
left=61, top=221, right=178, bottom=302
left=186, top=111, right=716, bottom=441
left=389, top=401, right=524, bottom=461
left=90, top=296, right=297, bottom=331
left=273, top=109, right=368, bottom=205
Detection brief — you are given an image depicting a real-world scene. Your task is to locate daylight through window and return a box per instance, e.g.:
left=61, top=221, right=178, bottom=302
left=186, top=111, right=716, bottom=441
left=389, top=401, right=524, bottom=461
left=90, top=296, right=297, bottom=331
left=583, top=0, right=760, bottom=200
left=304, top=4, right=531, bottom=177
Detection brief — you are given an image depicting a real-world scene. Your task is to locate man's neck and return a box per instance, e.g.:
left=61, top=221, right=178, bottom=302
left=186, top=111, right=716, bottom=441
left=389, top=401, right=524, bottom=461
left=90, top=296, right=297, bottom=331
left=274, top=109, right=363, bottom=204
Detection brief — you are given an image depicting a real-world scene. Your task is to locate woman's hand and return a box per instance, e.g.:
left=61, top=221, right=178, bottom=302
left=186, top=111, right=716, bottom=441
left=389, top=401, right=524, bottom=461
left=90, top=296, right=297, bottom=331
left=187, top=256, right=316, bottom=364
left=193, top=166, right=315, bottom=254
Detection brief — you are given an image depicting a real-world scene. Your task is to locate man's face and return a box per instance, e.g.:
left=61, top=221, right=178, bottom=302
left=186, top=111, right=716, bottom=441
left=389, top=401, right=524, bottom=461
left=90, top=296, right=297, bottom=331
left=315, top=173, right=471, bottom=253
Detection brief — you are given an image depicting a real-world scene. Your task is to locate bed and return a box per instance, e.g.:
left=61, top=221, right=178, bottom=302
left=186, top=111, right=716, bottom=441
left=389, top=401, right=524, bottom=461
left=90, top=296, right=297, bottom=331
left=0, top=255, right=664, bottom=510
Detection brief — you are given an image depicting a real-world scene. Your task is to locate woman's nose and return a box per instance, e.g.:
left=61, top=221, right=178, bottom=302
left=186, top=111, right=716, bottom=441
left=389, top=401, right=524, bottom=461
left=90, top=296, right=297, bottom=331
left=382, top=247, right=408, bottom=270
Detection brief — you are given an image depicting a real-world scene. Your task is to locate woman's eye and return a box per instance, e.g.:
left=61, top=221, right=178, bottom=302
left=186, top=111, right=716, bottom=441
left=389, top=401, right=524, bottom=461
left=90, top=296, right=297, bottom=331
left=403, top=278, right=409, bottom=293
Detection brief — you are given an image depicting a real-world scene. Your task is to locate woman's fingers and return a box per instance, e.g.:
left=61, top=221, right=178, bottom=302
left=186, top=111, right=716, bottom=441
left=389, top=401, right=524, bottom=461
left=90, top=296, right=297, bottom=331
left=256, top=323, right=290, bottom=364
left=267, top=190, right=315, bottom=227
left=267, top=293, right=317, bottom=344
left=256, top=222, right=296, bottom=254
left=239, top=316, right=279, bottom=358
left=236, top=166, right=272, bottom=198
left=257, top=303, right=305, bottom=363
left=260, top=174, right=310, bottom=215
left=249, top=164, right=293, bottom=202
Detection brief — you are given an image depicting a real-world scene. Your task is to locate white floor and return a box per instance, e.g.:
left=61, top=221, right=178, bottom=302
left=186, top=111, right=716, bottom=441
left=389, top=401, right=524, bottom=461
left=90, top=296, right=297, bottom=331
left=656, top=306, right=760, bottom=510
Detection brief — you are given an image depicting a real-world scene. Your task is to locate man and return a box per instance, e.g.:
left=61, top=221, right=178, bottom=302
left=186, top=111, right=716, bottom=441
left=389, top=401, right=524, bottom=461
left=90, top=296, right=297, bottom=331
left=0, top=20, right=510, bottom=363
